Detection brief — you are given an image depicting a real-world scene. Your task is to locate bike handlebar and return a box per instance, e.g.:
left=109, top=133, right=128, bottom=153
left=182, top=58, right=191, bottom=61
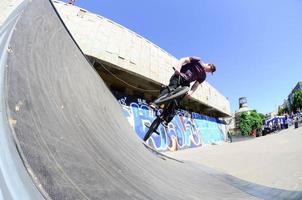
left=173, top=67, right=185, bottom=79
left=173, top=67, right=180, bottom=75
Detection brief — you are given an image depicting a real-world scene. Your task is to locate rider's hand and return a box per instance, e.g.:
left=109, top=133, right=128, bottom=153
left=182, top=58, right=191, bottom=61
left=186, top=94, right=192, bottom=100
left=174, top=70, right=181, bottom=75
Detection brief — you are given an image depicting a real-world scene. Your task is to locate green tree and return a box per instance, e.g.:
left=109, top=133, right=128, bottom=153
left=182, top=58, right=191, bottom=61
left=258, top=113, right=266, bottom=125
left=239, top=110, right=264, bottom=136
left=239, top=112, right=252, bottom=136
left=292, top=90, right=302, bottom=112
left=250, top=110, right=263, bottom=130
left=278, top=107, right=288, bottom=115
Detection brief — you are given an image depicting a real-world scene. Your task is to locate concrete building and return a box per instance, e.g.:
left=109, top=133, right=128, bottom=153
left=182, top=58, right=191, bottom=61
left=283, top=97, right=290, bottom=111
left=1, top=0, right=231, bottom=118
left=52, top=1, right=231, bottom=118
left=224, top=113, right=236, bottom=134
left=277, top=81, right=302, bottom=114
left=288, top=81, right=302, bottom=112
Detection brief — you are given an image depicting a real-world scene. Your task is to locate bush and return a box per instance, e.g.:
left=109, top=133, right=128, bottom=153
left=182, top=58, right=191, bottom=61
left=239, top=110, right=264, bottom=136
left=239, top=112, right=252, bottom=136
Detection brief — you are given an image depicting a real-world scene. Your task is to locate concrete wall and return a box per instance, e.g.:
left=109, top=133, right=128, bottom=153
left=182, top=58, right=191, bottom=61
left=53, top=1, right=231, bottom=116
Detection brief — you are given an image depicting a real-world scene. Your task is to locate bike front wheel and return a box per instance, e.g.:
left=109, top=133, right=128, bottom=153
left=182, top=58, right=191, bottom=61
left=143, top=117, right=162, bottom=141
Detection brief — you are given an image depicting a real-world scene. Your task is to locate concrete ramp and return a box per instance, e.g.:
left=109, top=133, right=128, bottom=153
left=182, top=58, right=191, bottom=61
left=1, top=0, right=301, bottom=199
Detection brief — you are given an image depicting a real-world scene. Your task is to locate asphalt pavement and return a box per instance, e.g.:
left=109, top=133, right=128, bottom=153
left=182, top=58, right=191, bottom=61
left=165, top=126, right=302, bottom=191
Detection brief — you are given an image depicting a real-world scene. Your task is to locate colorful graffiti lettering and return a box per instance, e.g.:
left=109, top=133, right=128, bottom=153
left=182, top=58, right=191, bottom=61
left=115, top=92, right=227, bottom=151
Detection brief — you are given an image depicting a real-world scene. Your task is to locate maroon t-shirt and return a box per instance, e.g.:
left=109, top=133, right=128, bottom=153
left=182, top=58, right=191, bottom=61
left=180, top=57, right=206, bottom=83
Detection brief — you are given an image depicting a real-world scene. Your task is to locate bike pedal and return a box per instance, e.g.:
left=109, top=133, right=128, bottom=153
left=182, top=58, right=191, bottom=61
left=162, top=121, right=169, bottom=128
left=144, top=123, right=160, bottom=135
left=154, top=130, right=160, bottom=135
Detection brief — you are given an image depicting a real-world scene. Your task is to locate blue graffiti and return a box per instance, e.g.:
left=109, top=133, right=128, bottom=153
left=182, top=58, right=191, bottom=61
left=117, top=94, right=227, bottom=152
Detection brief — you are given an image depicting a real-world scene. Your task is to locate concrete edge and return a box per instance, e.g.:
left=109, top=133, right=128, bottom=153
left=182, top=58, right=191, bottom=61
left=0, top=1, right=44, bottom=199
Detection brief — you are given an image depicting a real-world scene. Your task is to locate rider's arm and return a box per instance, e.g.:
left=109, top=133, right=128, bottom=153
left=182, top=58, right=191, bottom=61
left=187, top=81, right=200, bottom=97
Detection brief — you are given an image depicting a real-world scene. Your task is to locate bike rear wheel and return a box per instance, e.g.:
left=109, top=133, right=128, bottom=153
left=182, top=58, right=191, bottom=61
left=154, top=86, right=189, bottom=105
left=143, top=117, right=162, bottom=141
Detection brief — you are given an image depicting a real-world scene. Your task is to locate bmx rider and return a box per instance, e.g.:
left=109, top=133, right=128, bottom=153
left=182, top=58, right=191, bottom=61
left=150, top=56, right=216, bottom=126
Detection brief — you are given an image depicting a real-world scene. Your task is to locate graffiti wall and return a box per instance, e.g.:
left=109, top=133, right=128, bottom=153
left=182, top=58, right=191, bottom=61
left=115, top=92, right=227, bottom=152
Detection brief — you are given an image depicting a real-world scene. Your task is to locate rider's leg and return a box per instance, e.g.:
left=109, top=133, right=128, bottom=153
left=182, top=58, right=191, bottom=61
left=163, top=102, right=177, bottom=124
left=164, top=94, right=187, bottom=125
left=159, top=74, right=180, bottom=97
left=150, top=74, right=180, bottom=109
left=161, top=76, right=190, bottom=124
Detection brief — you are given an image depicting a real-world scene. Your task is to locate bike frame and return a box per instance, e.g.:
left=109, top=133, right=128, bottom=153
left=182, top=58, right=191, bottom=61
left=143, top=75, right=190, bottom=141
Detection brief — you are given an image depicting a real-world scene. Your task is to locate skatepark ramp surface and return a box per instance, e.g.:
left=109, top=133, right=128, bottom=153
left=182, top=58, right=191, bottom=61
left=1, top=0, right=302, bottom=199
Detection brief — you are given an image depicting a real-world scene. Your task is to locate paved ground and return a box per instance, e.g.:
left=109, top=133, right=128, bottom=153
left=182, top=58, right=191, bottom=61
left=165, top=126, right=302, bottom=191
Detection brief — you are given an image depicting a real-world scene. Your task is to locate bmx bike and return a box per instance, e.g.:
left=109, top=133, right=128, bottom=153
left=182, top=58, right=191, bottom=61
left=143, top=71, right=190, bottom=141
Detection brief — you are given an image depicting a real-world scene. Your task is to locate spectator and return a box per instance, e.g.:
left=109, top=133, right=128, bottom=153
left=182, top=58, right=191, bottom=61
left=227, top=131, right=232, bottom=143
left=294, top=116, right=299, bottom=129
left=284, top=114, right=288, bottom=129
left=274, top=123, right=278, bottom=132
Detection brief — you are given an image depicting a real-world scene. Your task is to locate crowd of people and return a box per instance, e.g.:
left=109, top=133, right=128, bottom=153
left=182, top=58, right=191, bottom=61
left=266, top=111, right=301, bottom=133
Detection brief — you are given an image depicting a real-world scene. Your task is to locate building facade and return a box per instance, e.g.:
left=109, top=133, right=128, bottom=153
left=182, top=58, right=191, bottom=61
left=288, top=82, right=302, bottom=111
left=281, top=81, right=302, bottom=113
left=53, top=1, right=231, bottom=118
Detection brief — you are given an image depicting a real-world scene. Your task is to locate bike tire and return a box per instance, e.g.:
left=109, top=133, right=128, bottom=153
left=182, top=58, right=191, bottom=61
left=143, top=117, right=162, bottom=141
left=154, top=86, right=190, bottom=105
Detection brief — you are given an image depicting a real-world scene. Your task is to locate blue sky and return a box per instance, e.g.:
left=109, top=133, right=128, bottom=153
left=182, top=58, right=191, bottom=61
left=67, top=0, right=302, bottom=114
